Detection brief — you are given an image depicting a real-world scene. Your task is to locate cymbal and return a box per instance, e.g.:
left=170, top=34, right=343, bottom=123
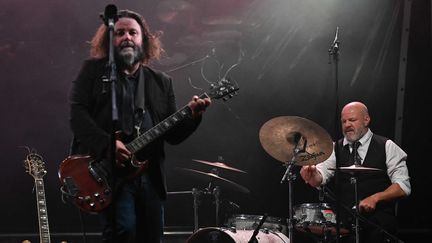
left=329, top=165, right=383, bottom=174
left=192, top=159, right=247, bottom=173
left=259, top=116, right=333, bottom=165
left=179, top=168, right=250, bottom=193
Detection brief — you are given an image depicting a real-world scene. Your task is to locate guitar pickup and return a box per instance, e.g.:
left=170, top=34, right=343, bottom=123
left=62, top=177, right=79, bottom=197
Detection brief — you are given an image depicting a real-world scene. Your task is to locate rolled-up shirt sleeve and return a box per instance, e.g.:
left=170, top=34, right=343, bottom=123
left=386, top=140, right=411, bottom=196
left=316, top=143, right=336, bottom=185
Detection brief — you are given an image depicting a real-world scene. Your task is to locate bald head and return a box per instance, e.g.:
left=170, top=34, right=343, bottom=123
left=341, top=101, right=370, bottom=142
left=342, top=102, right=369, bottom=116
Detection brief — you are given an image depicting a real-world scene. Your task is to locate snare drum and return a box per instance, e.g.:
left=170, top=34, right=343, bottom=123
left=186, top=227, right=290, bottom=243
left=293, top=203, right=350, bottom=235
left=225, top=214, right=287, bottom=234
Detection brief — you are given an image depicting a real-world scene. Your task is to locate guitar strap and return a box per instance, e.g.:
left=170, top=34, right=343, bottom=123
left=135, top=66, right=146, bottom=114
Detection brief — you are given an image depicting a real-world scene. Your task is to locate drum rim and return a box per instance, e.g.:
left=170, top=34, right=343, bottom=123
left=293, top=202, right=333, bottom=209
left=227, top=214, right=286, bottom=222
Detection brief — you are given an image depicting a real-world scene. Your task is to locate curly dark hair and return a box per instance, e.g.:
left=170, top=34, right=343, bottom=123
left=90, top=9, right=163, bottom=64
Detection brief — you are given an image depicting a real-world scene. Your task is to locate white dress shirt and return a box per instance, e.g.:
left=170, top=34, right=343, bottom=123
left=316, top=129, right=411, bottom=196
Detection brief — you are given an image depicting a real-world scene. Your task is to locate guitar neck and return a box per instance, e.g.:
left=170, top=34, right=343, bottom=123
left=126, top=93, right=209, bottom=154
left=35, top=178, right=51, bottom=243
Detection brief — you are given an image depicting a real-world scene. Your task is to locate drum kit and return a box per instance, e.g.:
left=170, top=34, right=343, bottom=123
left=182, top=116, right=383, bottom=243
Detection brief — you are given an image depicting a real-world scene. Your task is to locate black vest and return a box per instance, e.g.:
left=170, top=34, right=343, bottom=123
left=330, top=134, right=395, bottom=214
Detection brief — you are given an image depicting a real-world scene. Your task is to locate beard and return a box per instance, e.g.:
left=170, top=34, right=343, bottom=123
left=114, top=41, right=144, bottom=69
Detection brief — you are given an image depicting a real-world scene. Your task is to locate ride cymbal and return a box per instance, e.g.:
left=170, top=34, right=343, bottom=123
left=259, top=116, right=333, bottom=165
left=192, top=159, right=247, bottom=173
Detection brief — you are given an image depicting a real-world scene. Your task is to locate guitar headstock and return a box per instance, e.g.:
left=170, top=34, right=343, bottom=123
left=24, top=152, right=47, bottom=179
left=207, top=78, right=239, bottom=101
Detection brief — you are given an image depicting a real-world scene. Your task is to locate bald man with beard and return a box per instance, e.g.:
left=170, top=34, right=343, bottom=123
left=300, top=101, right=410, bottom=243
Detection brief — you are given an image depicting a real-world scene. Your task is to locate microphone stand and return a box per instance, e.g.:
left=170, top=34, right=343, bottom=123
left=328, top=26, right=341, bottom=243
left=100, top=5, right=119, bottom=241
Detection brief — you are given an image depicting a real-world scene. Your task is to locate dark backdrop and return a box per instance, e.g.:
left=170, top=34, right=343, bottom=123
left=0, top=0, right=430, bottom=242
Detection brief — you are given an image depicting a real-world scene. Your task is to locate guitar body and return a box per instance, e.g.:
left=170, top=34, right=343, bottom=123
left=59, top=154, right=148, bottom=213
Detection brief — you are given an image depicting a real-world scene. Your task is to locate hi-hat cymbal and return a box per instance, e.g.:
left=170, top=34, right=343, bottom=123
left=329, top=165, right=383, bottom=174
left=179, top=168, right=250, bottom=193
left=192, top=159, right=247, bottom=173
left=259, top=116, right=333, bottom=165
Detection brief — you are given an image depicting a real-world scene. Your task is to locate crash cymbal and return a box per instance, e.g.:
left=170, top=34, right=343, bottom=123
left=259, top=116, right=333, bottom=165
left=179, top=168, right=250, bottom=193
left=329, top=165, right=383, bottom=174
left=192, top=159, right=247, bottom=173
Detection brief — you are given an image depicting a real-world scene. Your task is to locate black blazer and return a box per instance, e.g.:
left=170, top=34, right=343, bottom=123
left=69, top=58, right=201, bottom=199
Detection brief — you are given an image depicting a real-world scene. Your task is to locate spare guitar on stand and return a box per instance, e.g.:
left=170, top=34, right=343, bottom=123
left=23, top=150, right=51, bottom=243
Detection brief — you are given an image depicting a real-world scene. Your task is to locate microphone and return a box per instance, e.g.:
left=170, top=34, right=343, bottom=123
left=330, top=26, right=339, bottom=50
left=101, top=4, right=118, bottom=28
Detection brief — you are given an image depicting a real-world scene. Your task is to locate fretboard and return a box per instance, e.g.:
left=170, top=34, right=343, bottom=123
left=35, top=178, right=51, bottom=243
left=125, top=104, right=194, bottom=154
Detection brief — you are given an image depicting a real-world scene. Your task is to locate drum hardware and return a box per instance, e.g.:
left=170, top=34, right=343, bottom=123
left=293, top=202, right=350, bottom=243
left=167, top=190, right=198, bottom=231
left=175, top=166, right=250, bottom=232
left=329, top=165, right=383, bottom=243
left=167, top=185, right=221, bottom=232
left=225, top=214, right=287, bottom=235
left=259, top=116, right=333, bottom=243
left=247, top=214, right=268, bottom=243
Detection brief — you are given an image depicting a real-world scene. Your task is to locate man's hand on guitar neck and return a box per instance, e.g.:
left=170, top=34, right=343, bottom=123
left=116, top=140, right=131, bottom=167
left=188, top=95, right=211, bottom=119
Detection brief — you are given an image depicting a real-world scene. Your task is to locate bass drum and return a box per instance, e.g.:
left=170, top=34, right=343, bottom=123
left=186, top=227, right=290, bottom=243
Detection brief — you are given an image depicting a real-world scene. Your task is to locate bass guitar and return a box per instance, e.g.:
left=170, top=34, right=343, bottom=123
left=58, top=78, right=239, bottom=213
left=24, top=151, right=51, bottom=243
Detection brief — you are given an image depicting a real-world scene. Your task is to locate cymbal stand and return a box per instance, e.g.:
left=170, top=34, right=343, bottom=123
left=168, top=189, right=200, bottom=232
left=280, top=135, right=306, bottom=243
left=191, top=180, right=222, bottom=231
left=191, top=188, right=201, bottom=232
left=213, top=186, right=221, bottom=226
left=281, top=160, right=295, bottom=243
left=350, top=175, right=360, bottom=243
